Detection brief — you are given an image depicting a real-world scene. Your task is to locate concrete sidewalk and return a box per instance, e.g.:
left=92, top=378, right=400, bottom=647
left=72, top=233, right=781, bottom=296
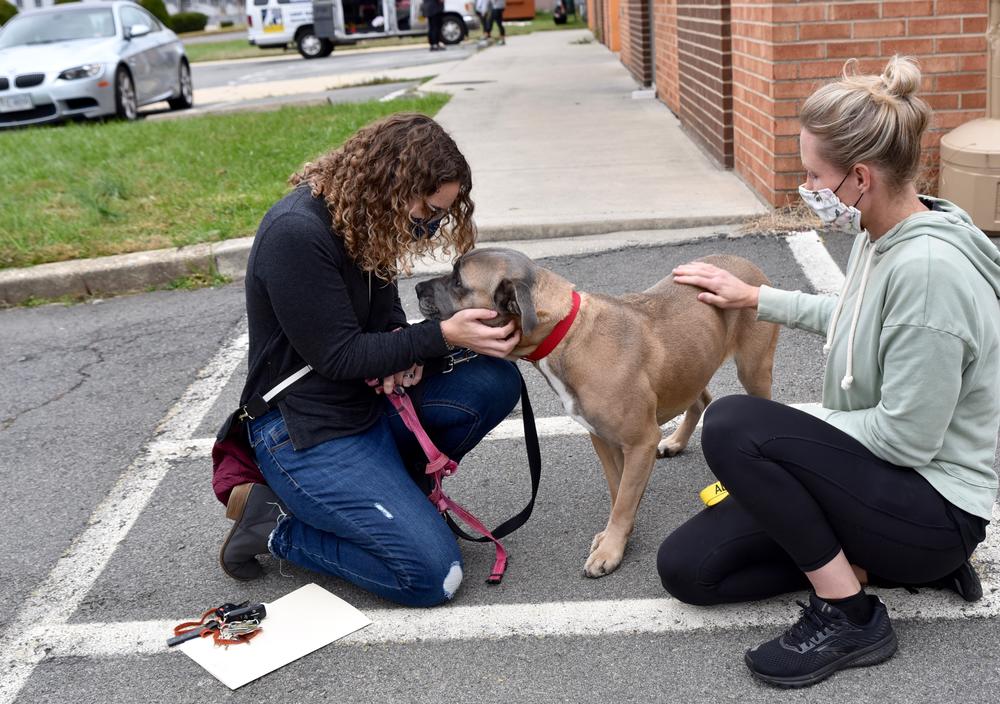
left=1, top=28, right=770, bottom=305
left=425, top=29, right=767, bottom=239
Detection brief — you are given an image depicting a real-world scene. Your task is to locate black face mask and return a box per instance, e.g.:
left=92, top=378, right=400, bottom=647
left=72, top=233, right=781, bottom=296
left=410, top=216, right=442, bottom=240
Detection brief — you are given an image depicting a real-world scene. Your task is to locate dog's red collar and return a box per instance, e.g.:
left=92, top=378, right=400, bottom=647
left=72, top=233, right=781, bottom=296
left=522, top=291, right=581, bottom=363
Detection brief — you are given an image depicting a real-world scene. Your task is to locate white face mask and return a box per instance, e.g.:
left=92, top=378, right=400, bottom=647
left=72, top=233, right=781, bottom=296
left=798, top=172, right=865, bottom=235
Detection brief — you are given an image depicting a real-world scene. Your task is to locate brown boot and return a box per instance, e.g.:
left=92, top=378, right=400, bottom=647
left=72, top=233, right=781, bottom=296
left=219, top=483, right=288, bottom=580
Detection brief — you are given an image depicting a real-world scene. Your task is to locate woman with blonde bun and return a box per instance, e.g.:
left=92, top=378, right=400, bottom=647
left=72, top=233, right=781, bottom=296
left=658, top=56, right=1000, bottom=688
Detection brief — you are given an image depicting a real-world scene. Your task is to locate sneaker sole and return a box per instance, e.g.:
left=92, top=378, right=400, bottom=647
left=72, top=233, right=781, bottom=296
left=746, top=630, right=898, bottom=689
left=219, top=484, right=262, bottom=581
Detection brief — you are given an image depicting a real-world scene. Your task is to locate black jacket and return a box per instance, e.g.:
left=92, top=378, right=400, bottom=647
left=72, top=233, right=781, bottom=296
left=421, top=0, right=445, bottom=16
left=241, top=186, right=449, bottom=450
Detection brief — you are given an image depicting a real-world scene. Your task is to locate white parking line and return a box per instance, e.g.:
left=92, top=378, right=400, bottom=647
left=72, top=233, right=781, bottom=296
left=0, top=321, right=251, bottom=704
left=5, top=233, right=997, bottom=699
left=785, top=230, right=846, bottom=295
left=148, top=403, right=826, bottom=463
left=17, top=570, right=1000, bottom=661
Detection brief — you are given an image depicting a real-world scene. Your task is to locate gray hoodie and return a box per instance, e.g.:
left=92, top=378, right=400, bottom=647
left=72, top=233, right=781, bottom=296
left=758, top=198, right=1000, bottom=520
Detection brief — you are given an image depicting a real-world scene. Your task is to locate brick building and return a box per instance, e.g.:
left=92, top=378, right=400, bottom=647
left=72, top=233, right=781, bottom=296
left=588, top=0, right=989, bottom=207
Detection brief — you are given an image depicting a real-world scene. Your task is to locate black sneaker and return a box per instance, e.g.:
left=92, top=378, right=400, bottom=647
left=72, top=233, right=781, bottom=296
left=745, top=594, right=897, bottom=688
left=938, top=560, right=983, bottom=602
left=869, top=560, right=983, bottom=602
left=219, top=483, right=288, bottom=581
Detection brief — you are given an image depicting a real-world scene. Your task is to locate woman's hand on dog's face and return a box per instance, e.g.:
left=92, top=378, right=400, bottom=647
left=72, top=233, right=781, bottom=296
left=441, top=309, right=521, bottom=358
left=672, top=262, right=760, bottom=310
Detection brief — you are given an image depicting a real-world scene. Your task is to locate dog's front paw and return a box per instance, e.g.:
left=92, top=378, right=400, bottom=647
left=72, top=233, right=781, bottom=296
left=589, top=530, right=606, bottom=553
left=583, top=538, right=624, bottom=578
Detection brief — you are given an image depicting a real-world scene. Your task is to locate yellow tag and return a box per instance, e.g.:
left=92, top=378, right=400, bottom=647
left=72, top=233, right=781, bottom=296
left=699, top=481, right=729, bottom=507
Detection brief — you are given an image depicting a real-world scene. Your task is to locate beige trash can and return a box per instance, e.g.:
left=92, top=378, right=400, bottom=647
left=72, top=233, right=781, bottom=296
left=938, top=0, right=999, bottom=236
left=940, top=120, right=1000, bottom=236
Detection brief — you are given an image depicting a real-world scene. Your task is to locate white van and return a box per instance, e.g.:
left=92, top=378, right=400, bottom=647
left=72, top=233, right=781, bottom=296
left=246, top=0, right=479, bottom=58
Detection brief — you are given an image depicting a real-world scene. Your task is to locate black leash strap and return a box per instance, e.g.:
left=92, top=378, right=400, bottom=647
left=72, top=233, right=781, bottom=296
left=445, top=368, right=542, bottom=542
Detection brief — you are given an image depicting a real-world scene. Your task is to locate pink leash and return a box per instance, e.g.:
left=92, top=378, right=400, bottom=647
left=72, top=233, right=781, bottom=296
left=387, top=388, right=509, bottom=584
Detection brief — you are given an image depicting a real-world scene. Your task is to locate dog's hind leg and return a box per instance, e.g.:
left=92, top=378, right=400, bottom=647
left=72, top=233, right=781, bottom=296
left=657, top=388, right=712, bottom=458
left=734, top=317, right=779, bottom=399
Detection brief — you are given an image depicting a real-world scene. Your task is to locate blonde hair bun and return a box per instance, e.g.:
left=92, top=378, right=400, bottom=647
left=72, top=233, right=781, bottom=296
left=801, top=55, right=930, bottom=189
left=879, top=55, right=922, bottom=100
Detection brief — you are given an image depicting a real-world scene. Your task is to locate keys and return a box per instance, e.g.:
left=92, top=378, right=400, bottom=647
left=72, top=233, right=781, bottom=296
left=218, top=618, right=262, bottom=642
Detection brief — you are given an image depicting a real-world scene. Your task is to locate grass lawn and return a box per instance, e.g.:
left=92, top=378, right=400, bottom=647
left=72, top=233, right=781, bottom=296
left=175, top=25, right=248, bottom=39
left=185, top=11, right=587, bottom=63
left=503, top=10, right=587, bottom=36
left=0, top=94, right=449, bottom=269
left=184, top=39, right=282, bottom=64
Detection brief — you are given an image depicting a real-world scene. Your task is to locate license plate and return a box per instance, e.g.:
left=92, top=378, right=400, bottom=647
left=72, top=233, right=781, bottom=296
left=0, top=94, right=32, bottom=113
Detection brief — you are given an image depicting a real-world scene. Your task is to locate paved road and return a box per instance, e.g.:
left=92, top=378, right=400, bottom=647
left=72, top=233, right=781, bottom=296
left=191, top=44, right=474, bottom=90
left=2, top=231, right=999, bottom=703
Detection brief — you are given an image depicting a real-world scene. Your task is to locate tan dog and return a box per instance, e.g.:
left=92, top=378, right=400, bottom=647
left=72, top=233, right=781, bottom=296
left=415, top=248, right=779, bottom=577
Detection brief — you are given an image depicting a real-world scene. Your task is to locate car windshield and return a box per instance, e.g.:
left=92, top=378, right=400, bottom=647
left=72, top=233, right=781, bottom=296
left=0, top=9, right=116, bottom=48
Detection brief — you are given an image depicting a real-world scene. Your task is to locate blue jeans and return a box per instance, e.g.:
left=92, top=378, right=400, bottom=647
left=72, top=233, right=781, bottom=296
left=249, top=355, right=521, bottom=607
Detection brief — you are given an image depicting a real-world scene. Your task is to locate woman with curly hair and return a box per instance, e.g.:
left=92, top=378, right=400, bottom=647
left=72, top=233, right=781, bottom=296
left=219, top=113, right=522, bottom=607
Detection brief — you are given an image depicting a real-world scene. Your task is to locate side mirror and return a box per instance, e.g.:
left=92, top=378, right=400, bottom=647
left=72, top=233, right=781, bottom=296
left=126, top=24, right=151, bottom=39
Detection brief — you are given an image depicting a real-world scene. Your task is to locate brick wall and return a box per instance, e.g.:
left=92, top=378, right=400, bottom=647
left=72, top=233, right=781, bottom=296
left=608, top=0, right=989, bottom=206
left=730, top=0, right=989, bottom=206
left=653, top=0, right=680, bottom=112
left=589, top=0, right=606, bottom=43
left=621, top=0, right=635, bottom=74
left=621, top=0, right=654, bottom=85
left=677, top=0, right=733, bottom=166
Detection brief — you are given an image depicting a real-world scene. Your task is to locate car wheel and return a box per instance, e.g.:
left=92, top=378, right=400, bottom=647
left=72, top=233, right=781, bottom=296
left=296, top=28, right=334, bottom=59
left=114, top=67, right=138, bottom=121
left=440, top=14, right=466, bottom=45
left=168, top=60, right=194, bottom=111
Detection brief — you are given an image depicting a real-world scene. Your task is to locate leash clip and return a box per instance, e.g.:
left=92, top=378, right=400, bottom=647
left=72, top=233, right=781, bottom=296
left=442, top=348, right=479, bottom=374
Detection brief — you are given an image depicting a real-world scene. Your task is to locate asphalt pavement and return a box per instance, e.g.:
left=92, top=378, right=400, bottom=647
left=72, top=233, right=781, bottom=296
left=3, top=230, right=999, bottom=704
left=190, top=44, right=474, bottom=90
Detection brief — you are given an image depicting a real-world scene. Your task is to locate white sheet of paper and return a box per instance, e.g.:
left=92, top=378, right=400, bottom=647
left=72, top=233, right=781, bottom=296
left=177, top=583, right=371, bottom=689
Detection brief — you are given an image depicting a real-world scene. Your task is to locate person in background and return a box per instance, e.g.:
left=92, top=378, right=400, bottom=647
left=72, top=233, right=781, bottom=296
left=657, top=55, right=1000, bottom=688
left=490, top=0, right=505, bottom=44
left=475, top=0, right=492, bottom=40
left=423, top=0, right=445, bottom=51
left=553, top=1, right=568, bottom=25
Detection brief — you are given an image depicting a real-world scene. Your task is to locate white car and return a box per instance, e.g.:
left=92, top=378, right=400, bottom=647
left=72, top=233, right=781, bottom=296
left=0, top=0, right=193, bottom=128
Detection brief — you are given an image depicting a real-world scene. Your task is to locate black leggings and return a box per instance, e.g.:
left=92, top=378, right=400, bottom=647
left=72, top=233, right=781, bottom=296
left=427, top=13, right=443, bottom=46
left=657, top=395, right=986, bottom=605
left=489, top=8, right=505, bottom=36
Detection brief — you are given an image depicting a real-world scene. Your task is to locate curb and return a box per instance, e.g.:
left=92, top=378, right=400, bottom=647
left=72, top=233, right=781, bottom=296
left=0, top=239, right=250, bottom=306
left=0, top=217, right=749, bottom=306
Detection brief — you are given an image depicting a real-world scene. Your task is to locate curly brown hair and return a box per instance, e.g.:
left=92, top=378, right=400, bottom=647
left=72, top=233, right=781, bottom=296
left=289, top=113, right=476, bottom=280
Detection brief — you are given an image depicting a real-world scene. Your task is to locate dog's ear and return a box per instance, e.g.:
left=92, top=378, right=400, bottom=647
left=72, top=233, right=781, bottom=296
left=494, top=278, right=538, bottom=335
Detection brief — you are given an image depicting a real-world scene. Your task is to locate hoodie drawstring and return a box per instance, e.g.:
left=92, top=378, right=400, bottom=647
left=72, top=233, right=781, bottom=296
left=840, top=241, right=877, bottom=389
left=824, top=238, right=865, bottom=353
left=826, top=239, right=877, bottom=390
